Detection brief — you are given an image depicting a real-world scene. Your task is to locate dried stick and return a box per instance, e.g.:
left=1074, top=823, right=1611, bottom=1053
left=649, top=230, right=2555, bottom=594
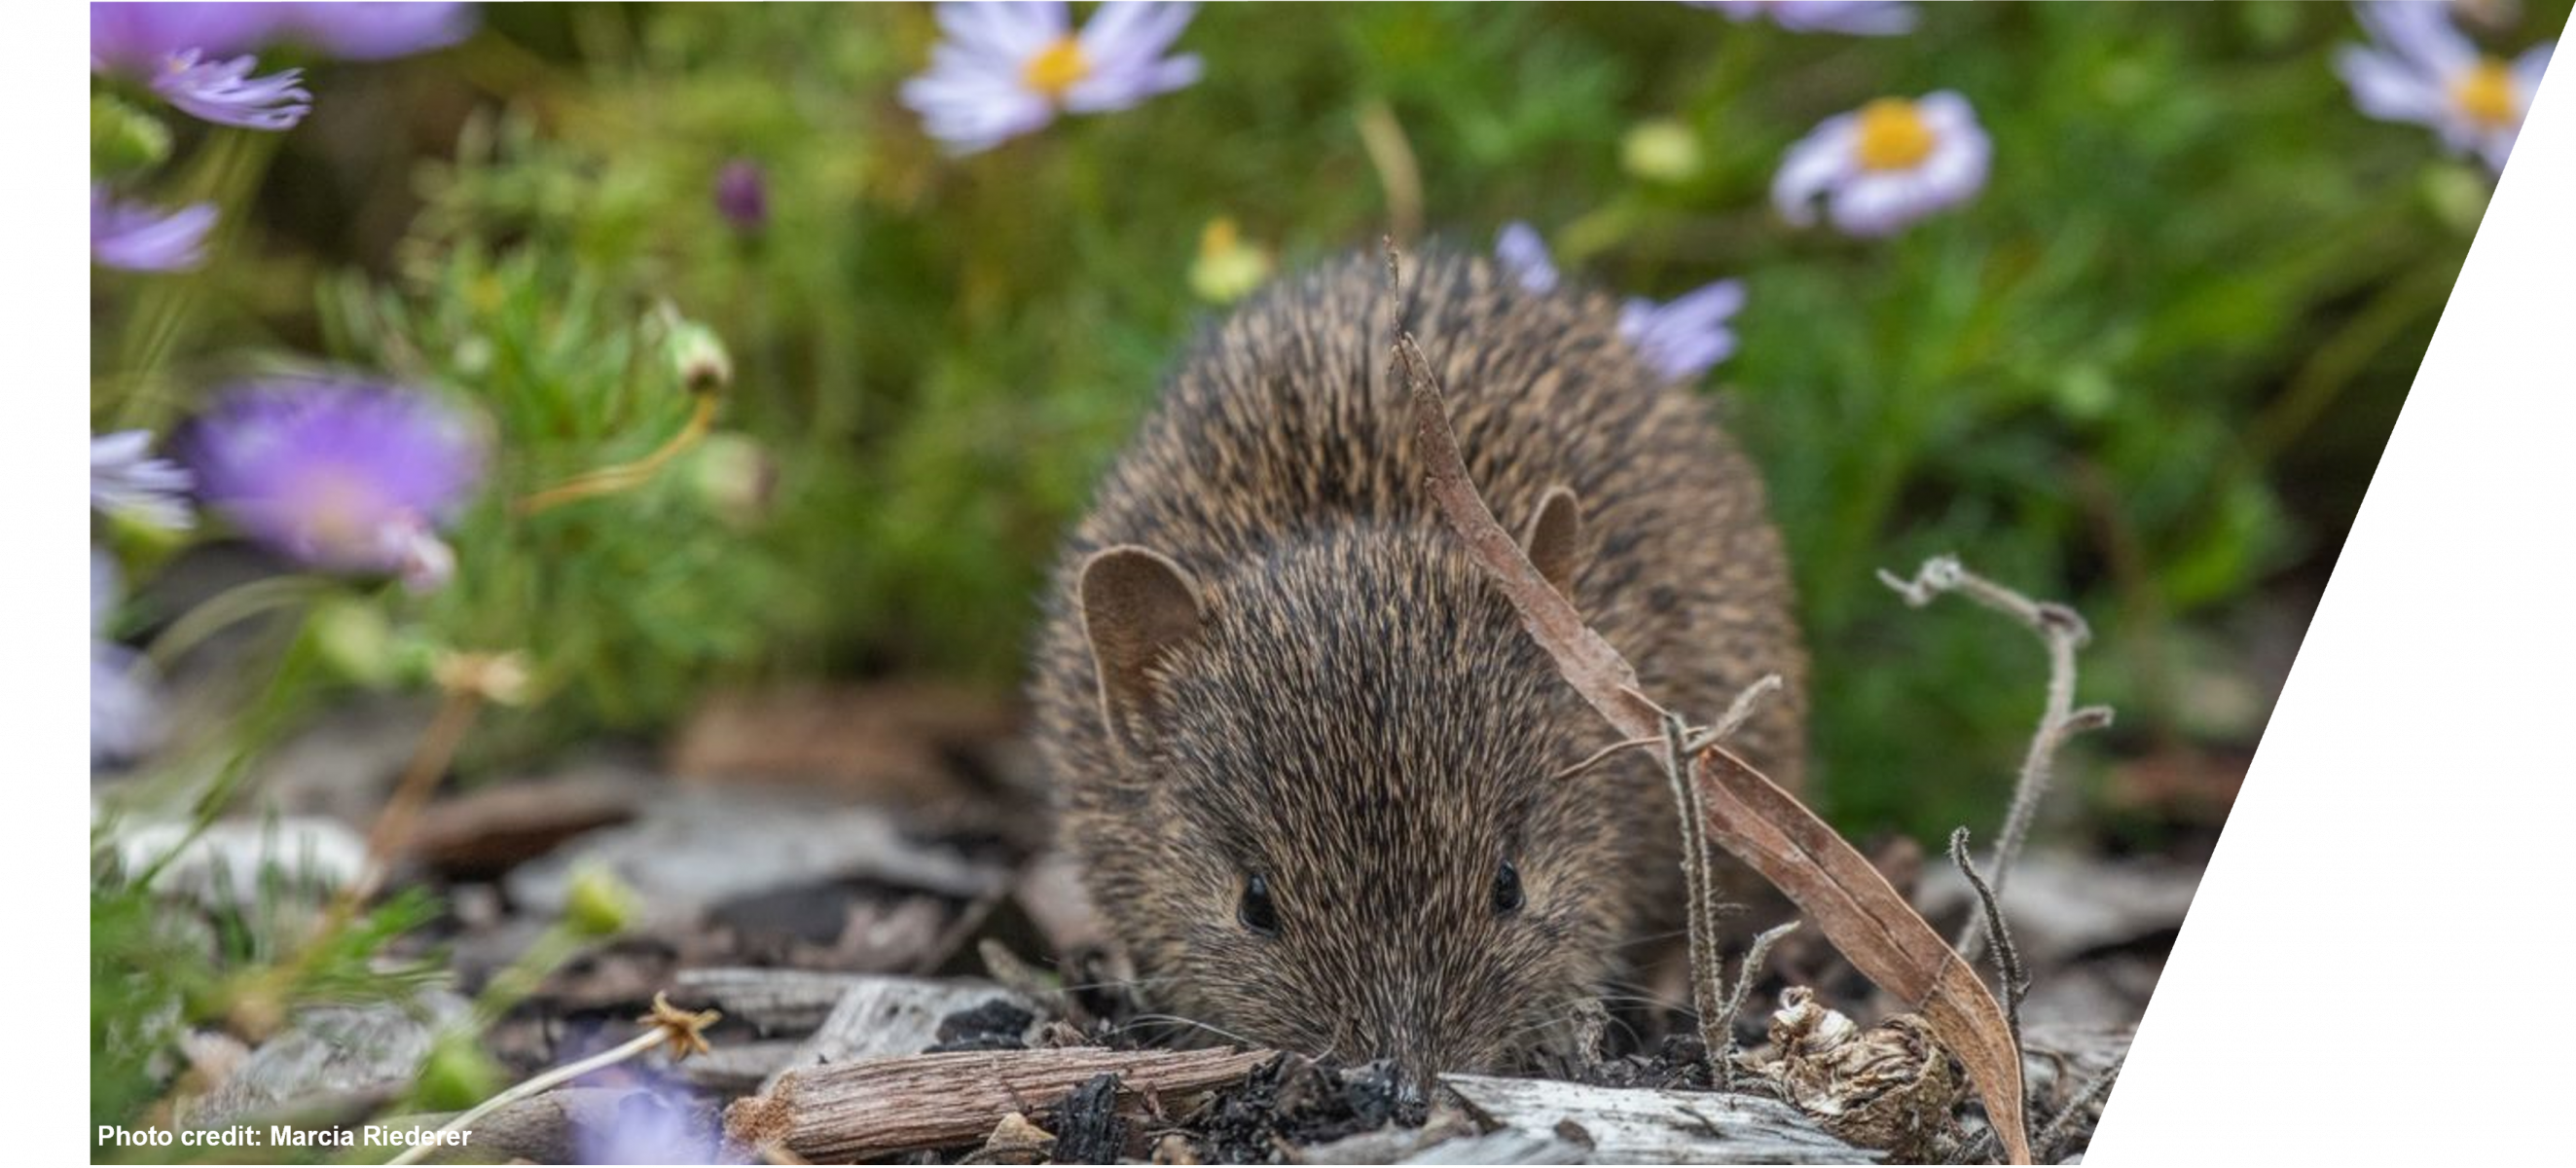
left=1880, top=556, right=2114, bottom=958
left=1660, top=711, right=1725, bottom=1078
left=1662, top=675, right=1785, bottom=1083
left=1946, top=828, right=2027, bottom=1062
left=1713, top=921, right=1800, bottom=1093
left=1389, top=242, right=2033, bottom=1164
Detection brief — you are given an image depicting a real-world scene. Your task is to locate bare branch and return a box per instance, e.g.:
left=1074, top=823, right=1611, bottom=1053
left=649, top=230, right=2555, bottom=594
left=1659, top=712, right=1724, bottom=1081
left=1714, top=921, right=1800, bottom=1093
left=1946, top=828, right=2027, bottom=1059
left=1880, top=556, right=2114, bottom=960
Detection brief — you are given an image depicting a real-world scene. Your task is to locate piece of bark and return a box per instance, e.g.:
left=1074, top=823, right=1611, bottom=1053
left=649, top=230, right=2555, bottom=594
left=762, top=975, right=1044, bottom=1091
left=672, top=967, right=875, bottom=1035
left=1440, top=1076, right=1871, bottom=1164
left=405, top=761, right=653, bottom=877
left=1401, top=1130, right=1589, bottom=1164
left=506, top=790, right=1004, bottom=930
left=725, top=1047, right=1271, bottom=1162
left=671, top=682, right=1020, bottom=804
left=1399, top=324, right=2032, bottom=1164
left=185, top=993, right=467, bottom=1129
left=681, top=1040, right=806, bottom=1096
left=1914, top=851, right=2199, bottom=968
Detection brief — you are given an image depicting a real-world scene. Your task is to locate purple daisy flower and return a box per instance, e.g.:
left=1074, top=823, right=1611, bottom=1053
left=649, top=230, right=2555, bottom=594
left=1772, top=91, right=1990, bottom=237
left=91, top=6, right=313, bottom=130
left=182, top=380, right=485, bottom=592
left=2337, top=1, right=2552, bottom=171
left=1495, top=221, right=1561, bottom=295
left=1494, top=222, right=1746, bottom=383
left=714, top=159, right=769, bottom=232
left=91, top=3, right=474, bottom=68
left=1687, top=1, right=1918, bottom=36
left=901, top=2, right=1203, bottom=155
left=91, top=430, right=197, bottom=530
left=572, top=1081, right=729, bottom=1165
left=91, top=185, right=219, bottom=273
left=93, top=549, right=164, bottom=766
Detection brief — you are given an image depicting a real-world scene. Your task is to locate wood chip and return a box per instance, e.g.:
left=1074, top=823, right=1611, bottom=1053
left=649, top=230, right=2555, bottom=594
left=763, top=975, right=1044, bottom=1092
left=1439, top=1076, right=1871, bottom=1164
left=673, top=967, right=878, bottom=1035
left=405, top=760, right=653, bottom=876
left=724, top=1047, right=1271, bottom=1162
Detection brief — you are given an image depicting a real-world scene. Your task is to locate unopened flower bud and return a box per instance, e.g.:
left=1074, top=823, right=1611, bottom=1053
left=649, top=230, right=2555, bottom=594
left=92, top=93, right=172, bottom=178
left=313, top=598, right=400, bottom=688
left=688, top=432, right=778, bottom=529
left=564, top=864, right=641, bottom=939
left=1189, top=217, right=1274, bottom=305
left=1622, top=119, right=1702, bottom=184
left=665, top=317, right=733, bottom=396
left=415, top=1030, right=503, bottom=1112
left=714, top=158, right=769, bottom=233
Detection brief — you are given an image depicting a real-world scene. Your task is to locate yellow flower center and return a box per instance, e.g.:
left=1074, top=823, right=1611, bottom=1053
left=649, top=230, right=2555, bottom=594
left=2451, top=56, right=2519, bottom=129
left=1853, top=98, right=1938, bottom=171
left=1022, top=37, right=1092, bottom=102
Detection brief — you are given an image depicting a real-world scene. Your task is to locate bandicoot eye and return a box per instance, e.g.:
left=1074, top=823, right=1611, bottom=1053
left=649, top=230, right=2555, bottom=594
left=1492, top=859, right=1524, bottom=916
left=1239, top=872, right=1281, bottom=936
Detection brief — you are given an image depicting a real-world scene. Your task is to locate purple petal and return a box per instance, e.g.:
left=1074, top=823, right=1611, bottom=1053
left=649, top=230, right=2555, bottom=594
left=1063, top=3, right=1202, bottom=113
left=571, top=1078, right=727, bottom=1164
left=151, top=51, right=312, bottom=131
left=91, top=2, right=277, bottom=74
left=1689, top=1, right=1917, bottom=36
left=267, top=2, right=477, bottom=60
left=2355, top=0, right=2476, bottom=77
left=1619, top=280, right=1745, bottom=383
left=1494, top=222, right=1560, bottom=294
left=91, top=186, right=219, bottom=273
left=714, top=159, right=769, bottom=231
left=91, top=547, right=163, bottom=765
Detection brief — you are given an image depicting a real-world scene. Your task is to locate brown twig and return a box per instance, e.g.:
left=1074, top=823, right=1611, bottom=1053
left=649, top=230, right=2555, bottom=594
left=1388, top=241, right=2032, bottom=1164
left=1659, top=712, right=1725, bottom=1079
left=1945, top=829, right=2026, bottom=1061
left=1879, top=556, right=2113, bottom=959
left=1714, top=920, right=1799, bottom=1093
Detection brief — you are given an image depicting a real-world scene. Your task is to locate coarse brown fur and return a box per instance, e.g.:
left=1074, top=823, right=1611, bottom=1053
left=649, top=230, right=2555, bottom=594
left=1029, top=248, right=1806, bottom=1077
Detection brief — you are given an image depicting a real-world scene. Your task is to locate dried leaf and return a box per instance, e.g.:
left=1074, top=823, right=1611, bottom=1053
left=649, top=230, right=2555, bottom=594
left=1395, top=305, right=2032, bottom=1164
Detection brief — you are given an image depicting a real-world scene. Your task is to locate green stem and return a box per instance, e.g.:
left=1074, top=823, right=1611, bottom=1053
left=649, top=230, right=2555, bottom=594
left=143, top=575, right=331, bottom=673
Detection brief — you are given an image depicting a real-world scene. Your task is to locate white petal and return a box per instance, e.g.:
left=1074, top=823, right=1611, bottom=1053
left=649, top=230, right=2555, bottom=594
left=2479, top=124, right=2519, bottom=170
left=1772, top=120, right=1859, bottom=226
left=2357, top=0, right=2476, bottom=76
left=2335, top=45, right=2450, bottom=125
left=937, top=1, right=1068, bottom=60
left=1829, top=171, right=1923, bottom=237
left=2514, top=42, right=2555, bottom=97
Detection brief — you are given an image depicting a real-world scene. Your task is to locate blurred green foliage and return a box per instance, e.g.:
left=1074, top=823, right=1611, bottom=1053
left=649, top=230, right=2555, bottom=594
left=108, top=1, right=2561, bottom=836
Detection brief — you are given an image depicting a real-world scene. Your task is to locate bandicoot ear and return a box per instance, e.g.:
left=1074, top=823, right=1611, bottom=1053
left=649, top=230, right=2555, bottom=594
left=1079, top=544, right=1208, bottom=761
left=1520, top=485, right=1585, bottom=601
